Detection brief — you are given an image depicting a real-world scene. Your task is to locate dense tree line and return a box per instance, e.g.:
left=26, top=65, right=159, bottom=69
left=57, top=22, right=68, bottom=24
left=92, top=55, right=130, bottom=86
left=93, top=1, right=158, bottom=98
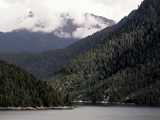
left=0, top=60, right=66, bottom=107
left=54, top=0, right=160, bottom=105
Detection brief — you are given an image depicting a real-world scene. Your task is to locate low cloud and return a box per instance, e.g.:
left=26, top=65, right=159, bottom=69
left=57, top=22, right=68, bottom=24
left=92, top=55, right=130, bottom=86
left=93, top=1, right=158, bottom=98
left=0, top=0, right=143, bottom=37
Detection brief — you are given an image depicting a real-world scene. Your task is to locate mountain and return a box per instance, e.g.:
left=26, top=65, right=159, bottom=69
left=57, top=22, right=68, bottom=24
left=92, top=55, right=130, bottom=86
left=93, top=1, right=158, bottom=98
left=53, top=13, right=115, bottom=38
left=0, top=60, right=65, bottom=107
left=51, top=0, right=160, bottom=105
left=0, top=0, right=159, bottom=106
left=0, top=24, right=117, bottom=79
left=0, top=13, right=115, bottom=53
left=0, top=14, right=115, bottom=78
left=0, top=29, right=75, bottom=53
left=24, top=11, right=115, bottom=39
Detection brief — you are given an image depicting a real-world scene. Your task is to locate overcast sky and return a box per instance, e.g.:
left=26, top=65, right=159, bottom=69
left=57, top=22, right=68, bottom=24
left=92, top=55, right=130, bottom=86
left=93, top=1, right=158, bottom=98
left=0, top=0, right=143, bottom=32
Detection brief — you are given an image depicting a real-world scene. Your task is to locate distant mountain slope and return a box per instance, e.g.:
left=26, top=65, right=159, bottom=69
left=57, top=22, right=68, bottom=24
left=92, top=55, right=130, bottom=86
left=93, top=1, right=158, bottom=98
left=0, top=13, right=115, bottom=53
left=0, top=14, right=115, bottom=78
left=0, top=23, right=118, bottom=79
left=0, top=29, right=75, bottom=53
left=52, top=0, right=160, bottom=105
left=0, top=60, right=63, bottom=107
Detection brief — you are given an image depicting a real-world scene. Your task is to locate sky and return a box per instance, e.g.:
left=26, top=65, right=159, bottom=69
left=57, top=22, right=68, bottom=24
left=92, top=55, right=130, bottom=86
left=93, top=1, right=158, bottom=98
left=0, top=0, right=143, bottom=33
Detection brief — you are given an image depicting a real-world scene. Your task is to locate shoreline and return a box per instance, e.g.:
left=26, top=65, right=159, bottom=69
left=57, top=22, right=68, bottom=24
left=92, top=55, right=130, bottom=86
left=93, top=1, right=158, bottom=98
left=73, top=101, right=160, bottom=107
left=0, top=106, right=75, bottom=111
left=1, top=103, right=160, bottom=111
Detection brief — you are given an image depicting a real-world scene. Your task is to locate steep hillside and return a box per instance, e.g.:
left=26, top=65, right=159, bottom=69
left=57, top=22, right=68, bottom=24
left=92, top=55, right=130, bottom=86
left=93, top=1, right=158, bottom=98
left=0, top=60, right=64, bottom=107
left=53, top=0, right=160, bottom=105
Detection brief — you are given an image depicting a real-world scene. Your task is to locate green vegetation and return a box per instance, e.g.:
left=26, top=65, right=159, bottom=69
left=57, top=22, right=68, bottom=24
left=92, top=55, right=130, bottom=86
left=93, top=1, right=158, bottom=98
left=53, top=0, right=160, bottom=105
left=0, top=60, right=66, bottom=107
left=0, top=21, right=115, bottom=79
left=1, top=0, right=160, bottom=106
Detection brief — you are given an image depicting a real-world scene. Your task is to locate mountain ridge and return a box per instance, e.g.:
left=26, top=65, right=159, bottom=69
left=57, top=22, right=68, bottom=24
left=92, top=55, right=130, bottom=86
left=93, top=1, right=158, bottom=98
left=0, top=13, right=115, bottom=53
left=51, top=0, right=160, bottom=105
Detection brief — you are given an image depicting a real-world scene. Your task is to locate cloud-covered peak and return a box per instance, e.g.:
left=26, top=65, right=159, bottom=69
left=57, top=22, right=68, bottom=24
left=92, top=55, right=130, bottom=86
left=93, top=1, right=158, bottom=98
left=0, top=0, right=143, bottom=33
left=53, top=13, right=115, bottom=38
left=1, top=10, right=115, bottom=39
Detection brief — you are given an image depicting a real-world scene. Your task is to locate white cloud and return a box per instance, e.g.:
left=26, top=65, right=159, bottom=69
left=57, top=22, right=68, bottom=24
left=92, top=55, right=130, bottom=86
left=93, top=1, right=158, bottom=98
left=0, top=0, right=143, bottom=33
left=72, top=14, right=108, bottom=38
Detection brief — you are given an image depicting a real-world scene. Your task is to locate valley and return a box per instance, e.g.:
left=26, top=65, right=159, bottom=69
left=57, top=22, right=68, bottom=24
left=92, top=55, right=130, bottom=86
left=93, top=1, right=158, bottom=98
left=0, top=0, right=160, bottom=115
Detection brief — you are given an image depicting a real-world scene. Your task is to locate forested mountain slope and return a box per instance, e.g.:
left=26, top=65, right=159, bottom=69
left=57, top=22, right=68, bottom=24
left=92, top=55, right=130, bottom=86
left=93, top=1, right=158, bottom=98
left=0, top=19, right=118, bottom=79
left=0, top=13, right=115, bottom=78
left=53, top=0, right=160, bottom=105
left=0, top=60, right=64, bottom=107
left=0, top=25, right=117, bottom=79
left=0, top=12, right=131, bottom=79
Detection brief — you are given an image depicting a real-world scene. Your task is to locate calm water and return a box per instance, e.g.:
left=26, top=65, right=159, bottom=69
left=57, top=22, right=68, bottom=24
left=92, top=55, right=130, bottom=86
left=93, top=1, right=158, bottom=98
left=0, top=106, right=160, bottom=120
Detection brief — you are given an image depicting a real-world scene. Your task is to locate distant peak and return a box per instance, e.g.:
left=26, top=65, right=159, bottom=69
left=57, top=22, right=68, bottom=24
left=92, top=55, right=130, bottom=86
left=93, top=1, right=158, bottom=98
left=53, top=12, right=115, bottom=39
left=5, top=12, right=115, bottom=39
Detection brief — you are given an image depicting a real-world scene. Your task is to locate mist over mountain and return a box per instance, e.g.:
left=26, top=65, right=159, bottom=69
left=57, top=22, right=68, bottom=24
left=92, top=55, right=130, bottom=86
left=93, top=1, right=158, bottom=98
left=53, top=13, right=115, bottom=38
left=1, top=0, right=160, bottom=106
left=1, top=0, right=160, bottom=108
left=53, top=0, right=160, bottom=105
left=16, top=11, right=115, bottom=38
left=2, top=0, right=160, bottom=112
left=0, top=13, right=115, bottom=53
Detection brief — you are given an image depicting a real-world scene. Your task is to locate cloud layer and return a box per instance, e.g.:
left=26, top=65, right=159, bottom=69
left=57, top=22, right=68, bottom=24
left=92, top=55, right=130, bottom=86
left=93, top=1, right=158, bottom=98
left=0, top=0, right=143, bottom=33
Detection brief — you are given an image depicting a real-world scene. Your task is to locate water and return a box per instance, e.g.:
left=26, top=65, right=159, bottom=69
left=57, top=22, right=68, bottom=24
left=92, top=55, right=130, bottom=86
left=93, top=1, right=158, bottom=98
left=0, top=106, right=160, bottom=120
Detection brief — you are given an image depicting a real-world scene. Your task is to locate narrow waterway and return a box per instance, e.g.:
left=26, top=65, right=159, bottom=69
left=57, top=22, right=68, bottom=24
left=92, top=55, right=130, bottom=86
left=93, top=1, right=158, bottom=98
left=0, top=106, right=160, bottom=120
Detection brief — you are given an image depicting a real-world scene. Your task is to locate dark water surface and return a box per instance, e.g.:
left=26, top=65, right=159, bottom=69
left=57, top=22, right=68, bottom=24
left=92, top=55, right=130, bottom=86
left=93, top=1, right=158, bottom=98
left=0, top=106, right=160, bottom=120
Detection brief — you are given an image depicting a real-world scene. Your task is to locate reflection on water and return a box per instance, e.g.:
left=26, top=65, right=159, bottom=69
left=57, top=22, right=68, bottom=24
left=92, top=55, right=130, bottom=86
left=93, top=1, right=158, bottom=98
left=0, top=106, right=160, bottom=120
